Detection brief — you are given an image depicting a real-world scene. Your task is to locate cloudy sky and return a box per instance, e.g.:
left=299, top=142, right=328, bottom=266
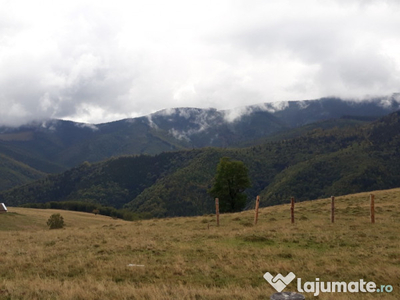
left=1, top=0, right=400, bottom=125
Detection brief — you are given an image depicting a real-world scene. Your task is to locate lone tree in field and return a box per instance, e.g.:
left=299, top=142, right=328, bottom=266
left=208, top=157, right=251, bottom=213
left=47, top=213, right=65, bottom=229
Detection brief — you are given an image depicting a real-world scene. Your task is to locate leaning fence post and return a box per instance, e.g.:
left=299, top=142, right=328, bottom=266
left=331, top=196, right=335, bottom=223
left=291, top=197, right=295, bottom=224
left=370, top=194, right=375, bottom=224
left=215, top=198, right=220, bottom=227
left=254, top=196, right=260, bottom=225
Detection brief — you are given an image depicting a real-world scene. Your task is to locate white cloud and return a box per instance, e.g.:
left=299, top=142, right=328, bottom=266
left=0, top=0, right=399, bottom=126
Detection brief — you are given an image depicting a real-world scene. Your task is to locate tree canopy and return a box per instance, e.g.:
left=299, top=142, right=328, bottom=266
left=208, top=157, right=251, bottom=212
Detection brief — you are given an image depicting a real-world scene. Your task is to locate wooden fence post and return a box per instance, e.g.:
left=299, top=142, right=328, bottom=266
left=291, top=197, right=295, bottom=224
left=331, top=196, right=335, bottom=223
left=254, top=196, right=260, bottom=225
left=215, top=198, right=220, bottom=227
left=370, top=194, right=375, bottom=224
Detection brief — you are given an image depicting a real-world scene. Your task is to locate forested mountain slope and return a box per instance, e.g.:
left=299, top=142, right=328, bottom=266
left=0, top=96, right=398, bottom=173
left=2, top=111, right=400, bottom=217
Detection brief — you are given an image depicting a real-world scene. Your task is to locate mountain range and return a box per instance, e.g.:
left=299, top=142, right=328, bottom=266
left=1, top=96, right=399, bottom=183
left=1, top=95, right=400, bottom=217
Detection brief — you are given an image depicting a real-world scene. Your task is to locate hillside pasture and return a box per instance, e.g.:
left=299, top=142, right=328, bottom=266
left=0, top=188, right=400, bottom=299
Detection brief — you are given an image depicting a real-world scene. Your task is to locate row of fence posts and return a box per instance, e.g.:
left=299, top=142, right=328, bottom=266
left=214, top=194, right=376, bottom=226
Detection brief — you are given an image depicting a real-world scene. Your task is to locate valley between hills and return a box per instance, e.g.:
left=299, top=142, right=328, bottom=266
left=1, top=96, right=400, bottom=218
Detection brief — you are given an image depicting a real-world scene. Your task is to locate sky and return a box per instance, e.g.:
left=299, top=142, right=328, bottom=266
left=1, top=0, right=400, bottom=126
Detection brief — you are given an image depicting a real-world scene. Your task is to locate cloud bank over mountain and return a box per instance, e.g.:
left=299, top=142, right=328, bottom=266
left=1, top=0, right=400, bottom=126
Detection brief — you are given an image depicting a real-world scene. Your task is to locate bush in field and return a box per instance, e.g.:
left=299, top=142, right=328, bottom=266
left=47, top=213, right=65, bottom=229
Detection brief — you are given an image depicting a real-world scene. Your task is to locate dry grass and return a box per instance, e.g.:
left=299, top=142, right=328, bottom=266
left=1, top=188, right=400, bottom=299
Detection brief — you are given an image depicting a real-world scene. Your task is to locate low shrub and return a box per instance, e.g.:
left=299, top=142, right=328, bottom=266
left=47, top=213, right=65, bottom=229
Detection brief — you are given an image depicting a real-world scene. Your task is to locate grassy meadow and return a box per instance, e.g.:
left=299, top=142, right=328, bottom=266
left=1, top=188, right=400, bottom=299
